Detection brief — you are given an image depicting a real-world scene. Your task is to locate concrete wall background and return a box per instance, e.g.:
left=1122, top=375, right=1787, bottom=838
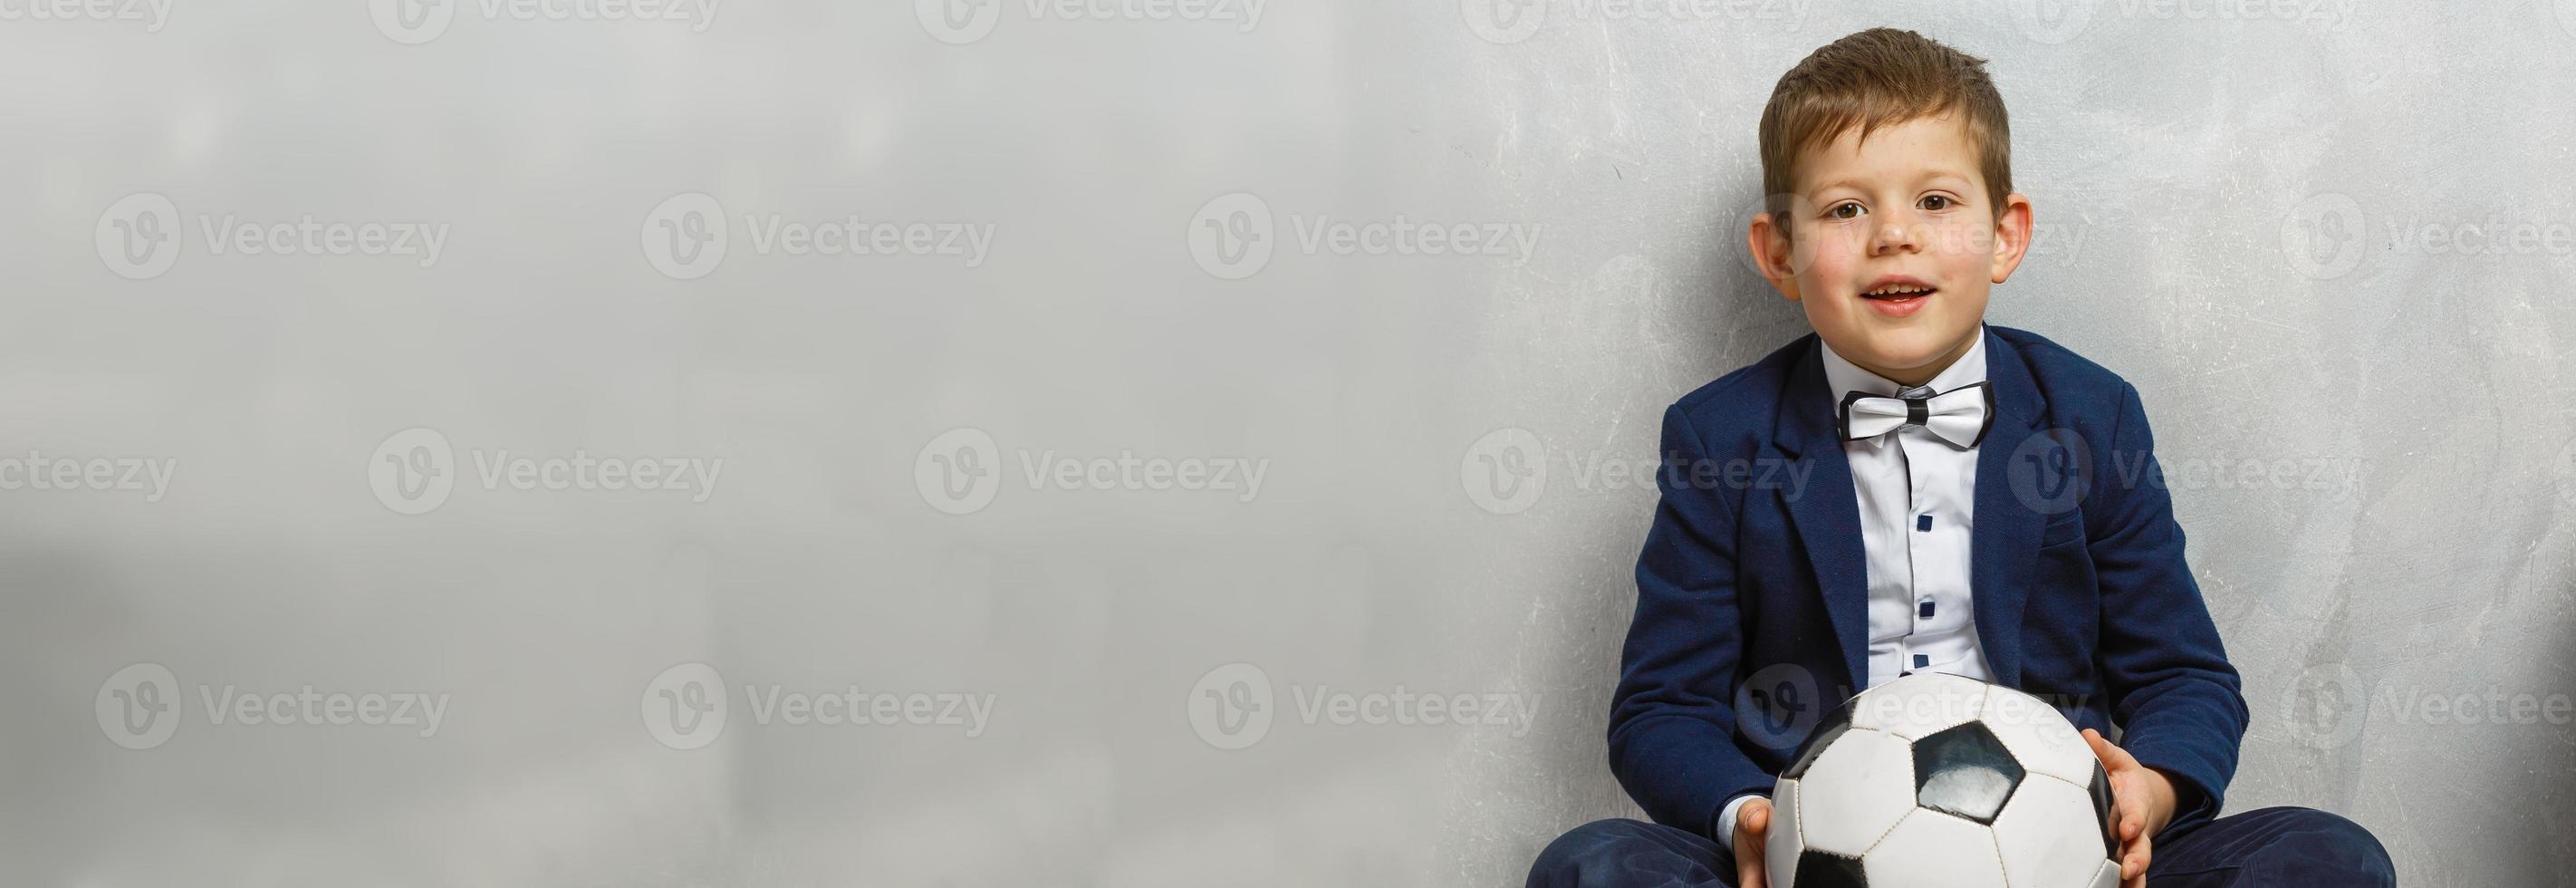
left=3, top=1, right=2571, bottom=886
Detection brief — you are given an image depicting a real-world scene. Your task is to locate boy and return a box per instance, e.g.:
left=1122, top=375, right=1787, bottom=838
left=1525, top=29, right=2395, bottom=888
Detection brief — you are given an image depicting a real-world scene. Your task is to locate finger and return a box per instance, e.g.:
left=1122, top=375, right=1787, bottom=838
left=2084, top=729, right=2142, bottom=769
left=1736, top=803, right=1771, bottom=888
left=2121, top=833, right=2153, bottom=882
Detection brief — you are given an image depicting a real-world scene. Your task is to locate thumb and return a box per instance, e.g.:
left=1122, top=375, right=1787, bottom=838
left=1742, top=799, right=1771, bottom=837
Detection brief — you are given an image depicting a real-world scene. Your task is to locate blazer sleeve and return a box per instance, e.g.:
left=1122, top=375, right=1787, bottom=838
left=1607, top=403, right=1774, bottom=842
left=2089, top=381, right=2252, bottom=832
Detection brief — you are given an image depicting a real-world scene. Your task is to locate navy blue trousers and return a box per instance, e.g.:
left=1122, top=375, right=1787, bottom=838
left=1526, top=806, right=2394, bottom=887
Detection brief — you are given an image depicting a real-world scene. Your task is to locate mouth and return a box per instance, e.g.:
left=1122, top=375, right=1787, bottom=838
left=1859, top=275, right=1937, bottom=316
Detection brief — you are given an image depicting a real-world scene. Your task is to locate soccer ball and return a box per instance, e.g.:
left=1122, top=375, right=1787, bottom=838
left=1765, top=672, right=2121, bottom=888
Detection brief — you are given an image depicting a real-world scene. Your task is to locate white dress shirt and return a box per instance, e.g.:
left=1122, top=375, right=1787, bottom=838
left=1717, top=328, right=1999, bottom=848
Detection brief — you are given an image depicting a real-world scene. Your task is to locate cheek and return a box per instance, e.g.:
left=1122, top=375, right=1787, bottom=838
left=1799, top=232, right=1867, bottom=290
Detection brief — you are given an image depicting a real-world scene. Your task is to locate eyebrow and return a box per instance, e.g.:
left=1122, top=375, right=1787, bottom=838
left=1811, top=170, right=1976, bottom=195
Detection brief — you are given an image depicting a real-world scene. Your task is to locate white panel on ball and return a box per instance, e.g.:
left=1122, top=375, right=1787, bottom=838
left=1852, top=671, right=1989, bottom=740
left=1769, top=778, right=1805, bottom=888
left=1792, top=728, right=1918, bottom=856
left=1993, top=772, right=2114, bottom=888
left=1862, top=808, right=2006, bottom=888
left=1977, top=683, right=2096, bottom=787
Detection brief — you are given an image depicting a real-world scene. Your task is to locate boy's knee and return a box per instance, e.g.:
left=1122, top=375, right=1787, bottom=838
left=2244, top=807, right=2395, bottom=886
left=1526, top=818, right=1722, bottom=888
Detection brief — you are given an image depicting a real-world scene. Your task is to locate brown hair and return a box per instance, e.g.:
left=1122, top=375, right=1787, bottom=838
left=1758, top=28, right=2012, bottom=229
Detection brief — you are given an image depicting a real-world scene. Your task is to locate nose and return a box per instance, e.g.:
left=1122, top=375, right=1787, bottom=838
left=1870, top=207, right=1924, bottom=256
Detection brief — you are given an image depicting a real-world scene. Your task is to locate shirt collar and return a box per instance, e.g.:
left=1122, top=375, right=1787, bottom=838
left=1820, top=327, right=1990, bottom=445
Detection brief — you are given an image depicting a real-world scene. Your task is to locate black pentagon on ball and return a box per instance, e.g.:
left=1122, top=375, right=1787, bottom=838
left=1910, top=721, right=2024, bottom=824
left=1781, top=700, right=1855, bottom=779
left=2090, top=759, right=2119, bottom=859
left=1794, top=849, right=1870, bottom=888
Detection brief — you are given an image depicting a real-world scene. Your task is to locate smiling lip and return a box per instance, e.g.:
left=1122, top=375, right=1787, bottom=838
left=1859, top=274, right=1937, bottom=318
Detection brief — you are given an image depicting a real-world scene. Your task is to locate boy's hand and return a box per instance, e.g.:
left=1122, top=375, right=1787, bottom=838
left=1733, top=797, right=1773, bottom=887
left=2081, top=729, right=2178, bottom=888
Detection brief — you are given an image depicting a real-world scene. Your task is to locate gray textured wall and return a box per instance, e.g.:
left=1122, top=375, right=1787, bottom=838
left=4, top=1, right=2571, bottom=886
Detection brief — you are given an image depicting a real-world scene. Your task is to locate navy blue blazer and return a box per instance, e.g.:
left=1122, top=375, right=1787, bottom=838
left=1608, top=325, right=2248, bottom=842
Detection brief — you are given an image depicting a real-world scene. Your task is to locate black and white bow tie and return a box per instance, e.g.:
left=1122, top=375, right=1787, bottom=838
left=1837, top=381, right=1995, bottom=449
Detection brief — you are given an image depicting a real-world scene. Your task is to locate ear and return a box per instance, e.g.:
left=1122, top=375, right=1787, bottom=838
left=1987, top=191, right=2034, bottom=284
left=1746, top=210, right=1804, bottom=302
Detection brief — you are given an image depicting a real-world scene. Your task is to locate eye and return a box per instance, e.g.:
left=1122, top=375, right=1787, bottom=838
left=1919, top=194, right=1952, bottom=211
left=1827, top=202, right=1863, bottom=220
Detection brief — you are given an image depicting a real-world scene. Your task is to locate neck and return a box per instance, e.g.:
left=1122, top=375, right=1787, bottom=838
left=1850, top=331, right=1979, bottom=389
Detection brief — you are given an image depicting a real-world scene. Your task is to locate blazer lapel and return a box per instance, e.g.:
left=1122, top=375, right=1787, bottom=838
left=1774, top=336, right=1871, bottom=697
left=1969, top=329, right=2048, bottom=688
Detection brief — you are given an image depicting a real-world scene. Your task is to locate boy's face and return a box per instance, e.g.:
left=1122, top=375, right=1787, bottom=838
left=1747, top=113, right=2033, bottom=387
